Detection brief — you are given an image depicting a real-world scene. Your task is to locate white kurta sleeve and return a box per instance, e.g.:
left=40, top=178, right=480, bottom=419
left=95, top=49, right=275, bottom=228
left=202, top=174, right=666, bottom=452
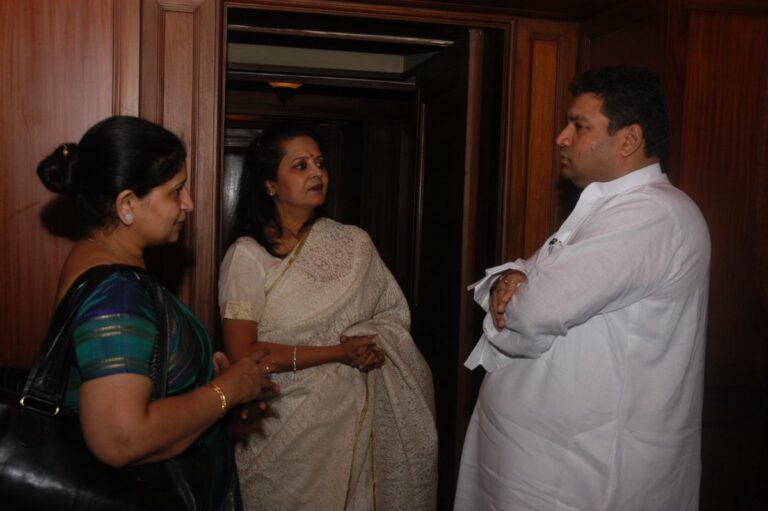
left=464, top=254, right=538, bottom=370
left=486, top=192, right=683, bottom=360
left=218, top=237, right=275, bottom=322
left=468, top=260, right=530, bottom=312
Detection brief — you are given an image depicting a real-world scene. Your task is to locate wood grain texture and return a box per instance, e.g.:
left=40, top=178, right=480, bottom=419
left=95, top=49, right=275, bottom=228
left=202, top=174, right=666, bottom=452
left=673, top=12, right=768, bottom=507
left=583, top=2, right=768, bottom=508
left=579, top=0, right=671, bottom=175
left=227, top=0, right=631, bottom=22
left=0, top=0, right=136, bottom=368
left=579, top=0, right=665, bottom=75
left=140, top=0, right=221, bottom=336
left=455, top=26, right=484, bottom=480
left=505, top=18, right=578, bottom=260
left=677, top=11, right=767, bottom=387
left=522, top=40, right=559, bottom=254
left=225, top=0, right=513, bottom=26
left=113, top=0, right=141, bottom=115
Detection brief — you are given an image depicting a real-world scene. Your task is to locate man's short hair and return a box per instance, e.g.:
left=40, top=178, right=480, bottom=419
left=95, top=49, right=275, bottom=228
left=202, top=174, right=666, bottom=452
left=569, top=66, right=669, bottom=160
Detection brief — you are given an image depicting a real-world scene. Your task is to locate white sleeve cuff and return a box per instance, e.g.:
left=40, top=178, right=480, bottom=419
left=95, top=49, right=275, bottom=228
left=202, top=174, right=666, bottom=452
left=464, top=314, right=516, bottom=372
left=467, top=262, right=525, bottom=311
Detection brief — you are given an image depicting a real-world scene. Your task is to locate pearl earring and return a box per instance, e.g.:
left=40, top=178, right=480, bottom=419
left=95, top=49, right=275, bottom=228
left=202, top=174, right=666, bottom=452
left=124, top=212, right=134, bottom=224
left=267, top=189, right=276, bottom=197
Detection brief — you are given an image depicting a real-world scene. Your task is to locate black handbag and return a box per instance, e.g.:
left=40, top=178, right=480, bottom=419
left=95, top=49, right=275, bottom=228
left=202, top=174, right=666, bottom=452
left=0, top=265, right=213, bottom=510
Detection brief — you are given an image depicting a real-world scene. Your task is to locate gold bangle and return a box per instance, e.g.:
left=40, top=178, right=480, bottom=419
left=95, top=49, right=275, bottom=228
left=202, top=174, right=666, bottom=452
left=209, top=382, right=227, bottom=415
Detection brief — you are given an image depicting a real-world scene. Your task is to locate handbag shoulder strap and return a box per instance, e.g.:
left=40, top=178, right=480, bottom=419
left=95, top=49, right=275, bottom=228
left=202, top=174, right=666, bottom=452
left=21, top=264, right=169, bottom=415
left=139, top=269, right=169, bottom=400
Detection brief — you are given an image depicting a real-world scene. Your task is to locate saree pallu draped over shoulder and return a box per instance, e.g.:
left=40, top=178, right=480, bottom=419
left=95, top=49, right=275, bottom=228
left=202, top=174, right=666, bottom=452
left=235, top=219, right=437, bottom=511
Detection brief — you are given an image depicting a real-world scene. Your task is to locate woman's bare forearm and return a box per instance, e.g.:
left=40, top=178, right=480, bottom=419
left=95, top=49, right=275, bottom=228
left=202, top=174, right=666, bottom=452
left=223, top=318, right=374, bottom=372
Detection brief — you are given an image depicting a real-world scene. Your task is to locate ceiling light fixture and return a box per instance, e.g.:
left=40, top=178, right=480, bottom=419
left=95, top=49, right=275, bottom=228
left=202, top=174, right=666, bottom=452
left=268, top=81, right=302, bottom=107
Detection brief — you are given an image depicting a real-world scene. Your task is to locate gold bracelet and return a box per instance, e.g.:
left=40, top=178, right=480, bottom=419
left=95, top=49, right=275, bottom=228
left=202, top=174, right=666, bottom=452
left=209, top=382, right=227, bottom=415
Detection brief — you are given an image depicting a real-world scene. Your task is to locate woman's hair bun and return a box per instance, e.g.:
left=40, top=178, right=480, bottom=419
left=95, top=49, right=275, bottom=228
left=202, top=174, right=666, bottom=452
left=37, top=143, right=80, bottom=195
left=36, top=116, right=186, bottom=230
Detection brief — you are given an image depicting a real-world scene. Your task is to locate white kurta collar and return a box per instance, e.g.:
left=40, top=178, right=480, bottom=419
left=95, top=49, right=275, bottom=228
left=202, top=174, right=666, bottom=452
left=581, top=163, right=664, bottom=201
left=557, top=163, right=665, bottom=243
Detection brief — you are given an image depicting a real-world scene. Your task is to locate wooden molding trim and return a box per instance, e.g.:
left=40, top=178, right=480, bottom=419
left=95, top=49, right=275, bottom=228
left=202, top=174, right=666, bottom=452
left=141, top=0, right=222, bottom=332
left=113, top=0, right=141, bottom=116
left=158, top=0, right=207, bottom=12
left=523, top=39, right=559, bottom=253
left=225, top=0, right=514, bottom=27
left=505, top=18, right=578, bottom=260
left=456, top=26, right=484, bottom=468
left=682, top=0, right=768, bottom=15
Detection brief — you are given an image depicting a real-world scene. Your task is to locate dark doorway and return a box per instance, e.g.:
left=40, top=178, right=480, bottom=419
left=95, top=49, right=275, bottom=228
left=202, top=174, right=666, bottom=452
left=221, top=8, right=504, bottom=508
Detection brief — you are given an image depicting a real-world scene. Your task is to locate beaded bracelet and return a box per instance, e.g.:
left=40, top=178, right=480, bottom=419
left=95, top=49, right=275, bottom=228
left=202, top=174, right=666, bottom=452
left=292, top=345, right=298, bottom=376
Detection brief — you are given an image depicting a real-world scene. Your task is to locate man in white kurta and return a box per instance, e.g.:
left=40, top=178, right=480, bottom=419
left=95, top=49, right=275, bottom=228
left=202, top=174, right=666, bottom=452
left=455, top=67, right=710, bottom=510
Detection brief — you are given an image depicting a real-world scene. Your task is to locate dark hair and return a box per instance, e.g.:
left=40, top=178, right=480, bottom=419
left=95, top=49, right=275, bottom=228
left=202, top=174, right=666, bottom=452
left=569, top=66, right=669, bottom=160
left=37, top=116, right=186, bottom=230
left=229, top=122, right=326, bottom=255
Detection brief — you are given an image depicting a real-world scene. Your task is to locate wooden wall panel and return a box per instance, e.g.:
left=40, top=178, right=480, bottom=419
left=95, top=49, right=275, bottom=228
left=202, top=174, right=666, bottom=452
left=678, top=11, right=767, bottom=385
left=505, top=18, right=578, bottom=259
left=0, top=0, right=140, bottom=368
left=579, top=0, right=673, bottom=173
left=141, top=0, right=222, bottom=334
left=114, top=1, right=141, bottom=116
left=581, top=2, right=768, bottom=508
left=455, top=26, right=485, bottom=478
left=580, top=0, right=666, bottom=73
left=675, top=10, right=768, bottom=509
left=586, top=17, right=662, bottom=72
left=522, top=40, right=559, bottom=253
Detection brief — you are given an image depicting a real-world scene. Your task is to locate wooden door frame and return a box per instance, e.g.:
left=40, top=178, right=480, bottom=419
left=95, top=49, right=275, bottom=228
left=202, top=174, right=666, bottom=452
left=223, top=0, right=516, bottom=455
left=141, top=0, right=223, bottom=329
left=0, top=0, right=142, bottom=369
left=138, top=0, right=579, bottom=494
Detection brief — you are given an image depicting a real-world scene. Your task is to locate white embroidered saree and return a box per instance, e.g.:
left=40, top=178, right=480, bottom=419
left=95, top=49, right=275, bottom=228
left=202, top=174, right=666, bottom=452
left=219, top=218, right=437, bottom=511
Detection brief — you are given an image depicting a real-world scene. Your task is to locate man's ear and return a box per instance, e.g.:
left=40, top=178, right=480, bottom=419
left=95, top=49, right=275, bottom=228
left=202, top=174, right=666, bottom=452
left=620, top=124, right=644, bottom=157
left=115, top=189, right=137, bottom=226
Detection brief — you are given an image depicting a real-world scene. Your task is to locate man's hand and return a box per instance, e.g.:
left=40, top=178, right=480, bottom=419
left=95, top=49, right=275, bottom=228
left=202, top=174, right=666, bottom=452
left=490, top=271, right=527, bottom=330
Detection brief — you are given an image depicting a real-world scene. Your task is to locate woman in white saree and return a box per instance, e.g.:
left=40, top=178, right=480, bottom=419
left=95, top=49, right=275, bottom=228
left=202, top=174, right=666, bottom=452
left=218, top=123, right=437, bottom=511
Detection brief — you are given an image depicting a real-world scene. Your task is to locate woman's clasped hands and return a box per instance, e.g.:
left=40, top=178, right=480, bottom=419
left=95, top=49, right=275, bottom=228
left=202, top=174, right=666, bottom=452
left=340, top=335, right=385, bottom=371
